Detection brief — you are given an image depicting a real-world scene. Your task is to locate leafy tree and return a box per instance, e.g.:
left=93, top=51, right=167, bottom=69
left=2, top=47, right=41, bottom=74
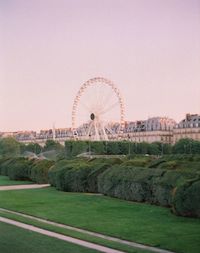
left=106, top=141, right=120, bottom=155
left=172, top=139, right=193, bottom=154
left=137, top=142, right=149, bottom=154
left=148, top=143, right=160, bottom=155
left=65, top=141, right=88, bottom=157
left=191, top=140, right=200, bottom=154
left=24, top=143, right=42, bottom=154
left=90, top=141, right=105, bottom=154
left=65, top=141, right=74, bottom=158
left=43, top=140, right=64, bottom=152
left=0, top=137, right=20, bottom=157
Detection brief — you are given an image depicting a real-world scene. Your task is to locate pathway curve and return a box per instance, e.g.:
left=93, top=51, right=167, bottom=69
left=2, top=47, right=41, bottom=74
left=0, top=208, right=176, bottom=253
left=0, top=184, right=50, bottom=191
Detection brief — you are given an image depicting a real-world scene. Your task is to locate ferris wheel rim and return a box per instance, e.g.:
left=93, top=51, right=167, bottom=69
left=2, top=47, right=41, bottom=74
left=71, top=77, right=125, bottom=137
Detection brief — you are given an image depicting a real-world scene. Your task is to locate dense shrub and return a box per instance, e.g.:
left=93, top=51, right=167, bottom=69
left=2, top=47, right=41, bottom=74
left=49, top=161, right=91, bottom=192
left=0, top=157, right=54, bottom=183
left=87, top=160, right=119, bottom=192
left=122, top=156, right=154, bottom=167
left=0, top=157, right=13, bottom=175
left=148, top=158, right=166, bottom=168
left=30, top=160, right=54, bottom=183
left=98, top=165, right=198, bottom=207
left=49, top=158, right=121, bottom=192
left=172, top=178, right=200, bottom=218
left=6, top=157, right=33, bottom=181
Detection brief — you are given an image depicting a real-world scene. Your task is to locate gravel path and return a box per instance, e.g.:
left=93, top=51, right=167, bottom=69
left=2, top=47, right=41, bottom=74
left=0, top=208, right=176, bottom=253
left=0, top=184, right=50, bottom=191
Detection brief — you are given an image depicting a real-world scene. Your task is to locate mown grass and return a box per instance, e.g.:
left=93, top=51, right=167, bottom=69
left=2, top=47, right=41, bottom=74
left=0, top=221, right=99, bottom=253
left=0, top=175, right=33, bottom=186
left=0, top=210, right=151, bottom=253
left=0, top=187, right=199, bottom=253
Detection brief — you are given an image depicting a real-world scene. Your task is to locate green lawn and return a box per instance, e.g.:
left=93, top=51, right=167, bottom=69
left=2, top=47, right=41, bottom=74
left=0, top=210, right=150, bottom=253
left=0, top=221, right=99, bottom=253
left=0, top=187, right=199, bottom=253
left=0, top=175, right=33, bottom=186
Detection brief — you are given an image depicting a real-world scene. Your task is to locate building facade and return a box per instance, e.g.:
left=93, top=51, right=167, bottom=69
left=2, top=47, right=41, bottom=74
left=1, top=114, right=200, bottom=145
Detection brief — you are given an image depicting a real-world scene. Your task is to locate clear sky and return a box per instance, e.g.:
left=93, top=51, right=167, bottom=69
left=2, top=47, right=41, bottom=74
left=0, top=0, right=200, bottom=132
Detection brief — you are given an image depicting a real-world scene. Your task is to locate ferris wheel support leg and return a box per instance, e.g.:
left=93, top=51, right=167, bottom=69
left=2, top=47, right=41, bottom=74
left=94, top=121, right=100, bottom=141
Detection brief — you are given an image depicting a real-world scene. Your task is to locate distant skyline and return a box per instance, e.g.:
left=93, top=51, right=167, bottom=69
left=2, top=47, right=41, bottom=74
left=1, top=0, right=200, bottom=132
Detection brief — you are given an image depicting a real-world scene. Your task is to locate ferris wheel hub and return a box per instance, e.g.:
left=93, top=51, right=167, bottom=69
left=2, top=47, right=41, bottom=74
left=90, top=113, right=95, bottom=120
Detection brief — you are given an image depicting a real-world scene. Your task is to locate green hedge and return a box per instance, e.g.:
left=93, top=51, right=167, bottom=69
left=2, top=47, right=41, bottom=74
left=98, top=165, right=198, bottom=207
left=0, top=157, right=54, bottom=184
left=172, top=177, right=200, bottom=218
left=30, top=160, right=54, bottom=183
left=49, top=158, right=121, bottom=192
left=49, top=161, right=91, bottom=192
left=0, top=157, right=13, bottom=175
left=5, top=157, right=33, bottom=181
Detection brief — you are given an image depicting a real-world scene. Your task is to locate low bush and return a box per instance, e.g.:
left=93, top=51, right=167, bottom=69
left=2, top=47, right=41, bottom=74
left=0, top=157, right=54, bottom=183
left=30, top=160, right=54, bottom=183
left=6, top=157, right=33, bottom=181
left=122, top=156, right=154, bottom=167
left=49, top=158, right=121, bottom=192
left=172, top=177, right=200, bottom=218
left=0, top=157, right=13, bottom=175
left=148, top=158, right=166, bottom=168
left=98, top=164, right=198, bottom=207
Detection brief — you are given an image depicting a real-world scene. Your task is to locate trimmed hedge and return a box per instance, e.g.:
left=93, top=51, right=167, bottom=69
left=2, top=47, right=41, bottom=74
left=98, top=165, right=199, bottom=207
left=172, top=177, right=200, bottom=218
left=5, top=157, right=33, bottom=181
left=49, top=158, right=122, bottom=192
left=0, top=157, right=54, bottom=183
left=30, top=160, right=54, bottom=183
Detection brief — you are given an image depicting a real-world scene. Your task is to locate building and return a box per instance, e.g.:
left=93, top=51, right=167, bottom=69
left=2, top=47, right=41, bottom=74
left=173, top=114, right=200, bottom=143
left=1, top=114, right=200, bottom=145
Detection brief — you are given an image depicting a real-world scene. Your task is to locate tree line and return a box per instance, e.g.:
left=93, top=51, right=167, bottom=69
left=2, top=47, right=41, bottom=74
left=0, top=137, right=200, bottom=158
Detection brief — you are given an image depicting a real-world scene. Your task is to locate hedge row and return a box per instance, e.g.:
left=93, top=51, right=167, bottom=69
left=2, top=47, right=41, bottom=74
left=49, top=158, right=122, bottom=192
left=0, top=157, right=54, bottom=183
left=98, top=165, right=199, bottom=210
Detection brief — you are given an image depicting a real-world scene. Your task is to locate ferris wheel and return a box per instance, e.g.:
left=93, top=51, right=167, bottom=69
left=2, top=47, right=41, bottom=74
left=72, top=77, right=125, bottom=141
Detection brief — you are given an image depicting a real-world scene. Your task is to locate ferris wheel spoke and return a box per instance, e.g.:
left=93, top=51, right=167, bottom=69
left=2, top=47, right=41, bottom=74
left=99, top=88, right=114, bottom=109
left=99, top=101, right=119, bottom=115
left=79, top=101, right=92, bottom=113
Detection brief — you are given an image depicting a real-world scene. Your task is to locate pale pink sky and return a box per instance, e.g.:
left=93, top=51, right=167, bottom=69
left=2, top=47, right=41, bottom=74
left=0, top=0, right=200, bottom=132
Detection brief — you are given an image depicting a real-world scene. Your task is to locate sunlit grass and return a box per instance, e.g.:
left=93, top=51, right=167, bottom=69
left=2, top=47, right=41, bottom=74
left=0, top=187, right=199, bottom=253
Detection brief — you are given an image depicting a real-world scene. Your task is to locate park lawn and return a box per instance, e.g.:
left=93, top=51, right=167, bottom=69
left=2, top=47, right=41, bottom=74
left=0, top=221, right=99, bottom=253
left=0, top=210, right=151, bottom=253
left=0, top=175, right=33, bottom=186
left=0, top=187, right=199, bottom=253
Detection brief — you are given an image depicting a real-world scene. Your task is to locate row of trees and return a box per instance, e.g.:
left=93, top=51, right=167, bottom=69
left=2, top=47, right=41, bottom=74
left=0, top=137, right=200, bottom=158
left=65, top=139, right=200, bottom=157
left=0, top=138, right=64, bottom=157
